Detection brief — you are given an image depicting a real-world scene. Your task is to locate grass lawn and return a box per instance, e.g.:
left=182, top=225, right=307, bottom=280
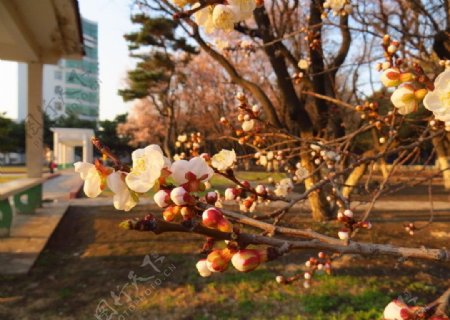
left=0, top=204, right=448, bottom=319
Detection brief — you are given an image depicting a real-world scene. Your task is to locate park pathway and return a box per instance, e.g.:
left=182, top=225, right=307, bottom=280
left=0, top=169, right=82, bottom=275
left=43, top=169, right=82, bottom=201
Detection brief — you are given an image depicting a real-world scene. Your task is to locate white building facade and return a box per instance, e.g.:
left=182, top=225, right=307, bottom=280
left=18, top=17, right=99, bottom=122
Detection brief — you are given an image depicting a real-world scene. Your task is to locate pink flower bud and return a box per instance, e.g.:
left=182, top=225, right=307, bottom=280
left=255, top=184, right=266, bottom=195
left=224, top=187, right=239, bottom=200
left=344, top=209, right=353, bottom=218
left=231, top=249, right=266, bottom=272
left=170, top=187, right=191, bottom=206
left=205, top=191, right=218, bottom=204
left=383, top=300, right=414, bottom=320
left=206, top=249, right=232, bottom=272
left=202, top=207, right=233, bottom=232
left=153, top=189, right=171, bottom=208
left=196, top=259, right=212, bottom=277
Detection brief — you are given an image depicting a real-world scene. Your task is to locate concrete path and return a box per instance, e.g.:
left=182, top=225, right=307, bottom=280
left=43, top=169, right=82, bottom=201
left=0, top=169, right=82, bottom=275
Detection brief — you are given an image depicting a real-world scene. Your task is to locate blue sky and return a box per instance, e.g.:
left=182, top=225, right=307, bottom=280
left=0, top=0, right=136, bottom=120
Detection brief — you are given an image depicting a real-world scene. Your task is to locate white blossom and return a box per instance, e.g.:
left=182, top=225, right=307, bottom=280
left=423, top=68, right=450, bottom=123
left=170, top=157, right=214, bottom=185
left=125, top=145, right=167, bottom=193
left=107, top=171, right=137, bottom=211
left=274, top=178, right=294, bottom=197
left=211, top=149, right=236, bottom=171
left=74, top=162, right=107, bottom=198
left=391, top=85, right=417, bottom=115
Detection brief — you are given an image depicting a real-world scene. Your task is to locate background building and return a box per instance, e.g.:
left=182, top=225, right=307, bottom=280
left=18, top=17, right=99, bottom=122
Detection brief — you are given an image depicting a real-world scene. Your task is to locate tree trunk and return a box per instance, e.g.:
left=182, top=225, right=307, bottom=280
left=433, top=136, right=450, bottom=190
left=300, top=132, right=332, bottom=221
left=342, top=162, right=368, bottom=199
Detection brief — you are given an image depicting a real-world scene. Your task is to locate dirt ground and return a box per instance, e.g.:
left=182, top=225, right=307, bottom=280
left=0, top=202, right=449, bottom=320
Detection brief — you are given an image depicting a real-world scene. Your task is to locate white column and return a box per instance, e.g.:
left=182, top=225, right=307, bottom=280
left=82, top=137, right=88, bottom=162
left=65, top=146, right=74, bottom=164
left=60, top=144, right=66, bottom=166
left=26, top=62, right=43, bottom=178
left=82, top=136, right=93, bottom=163
left=53, top=131, right=59, bottom=162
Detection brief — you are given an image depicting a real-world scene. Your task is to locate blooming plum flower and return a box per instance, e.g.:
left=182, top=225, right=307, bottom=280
left=274, top=178, right=294, bottom=197
left=125, top=145, right=167, bottom=193
left=74, top=161, right=111, bottom=198
left=228, top=0, right=256, bottom=21
left=107, top=171, right=138, bottom=211
left=391, top=85, right=418, bottom=115
left=211, top=149, right=236, bottom=171
left=423, top=68, right=450, bottom=123
left=212, top=4, right=237, bottom=31
left=171, top=157, right=214, bottom=191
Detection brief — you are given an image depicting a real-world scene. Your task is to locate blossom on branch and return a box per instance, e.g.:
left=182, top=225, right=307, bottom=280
left=125, top=145, right=168, bottom=193
left=391, top=85, right=418, bottom=115
left=74, top=161, right=111, bottom=198
left=170, top=157, right=214, bottom=191
left=107, top=171, right=138, bottom=211
left=423, top=68, right=450, bottom=124
left=211, top=149, right=236, bottom=171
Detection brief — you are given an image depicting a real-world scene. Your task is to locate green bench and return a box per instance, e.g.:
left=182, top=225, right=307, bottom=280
left=0, top=178, right=44, bottom=237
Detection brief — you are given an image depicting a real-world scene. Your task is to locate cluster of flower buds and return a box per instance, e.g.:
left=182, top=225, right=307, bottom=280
left=276, top=252, right=332, bottom=288
left=309, top=143, right=341, bottom=167
left=175, top=132, right=203, bottom=158
left=381, top=34, right=400, bottom=60
left=355, top=101, right=380, bottom=121
left=322, top=0, right=352, bottom=17
left=253, top=150, right=284, bottom=170
left=196, top=248, right=269, bottom=277
left=337, top=209, right=372, bottom=240
left=224, top=179, right=273, bottom=213
left=215, top=39, right=256, bottom=57
left=377, top=35, right=438, bottom=117
left=236, top=92, right=260, bottom=132
left=404, top=222, right=417, bottom=236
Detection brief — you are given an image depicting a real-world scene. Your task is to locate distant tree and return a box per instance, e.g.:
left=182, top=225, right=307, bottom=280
left=118, top=14, right=197, bottom=156
left=97, top=114, right=133, bottom=157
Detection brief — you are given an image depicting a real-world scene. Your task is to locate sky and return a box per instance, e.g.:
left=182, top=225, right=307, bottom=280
left=0, top=0, right=137, bottom=120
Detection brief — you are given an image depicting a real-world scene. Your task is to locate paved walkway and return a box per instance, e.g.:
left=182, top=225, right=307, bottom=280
left=43, top=169, right=82, bottom=201
left=0, top=170, right=82, bottom=275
